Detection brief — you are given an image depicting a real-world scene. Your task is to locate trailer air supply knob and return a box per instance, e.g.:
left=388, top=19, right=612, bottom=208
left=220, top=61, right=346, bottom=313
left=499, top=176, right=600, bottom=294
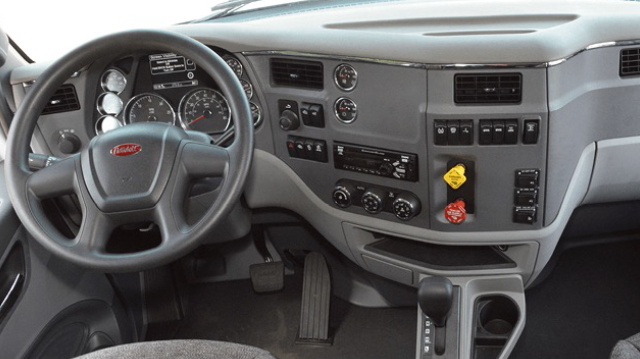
left=445, top=199, right=466, bottom=224
left=444, top=164, right=467, bottom=190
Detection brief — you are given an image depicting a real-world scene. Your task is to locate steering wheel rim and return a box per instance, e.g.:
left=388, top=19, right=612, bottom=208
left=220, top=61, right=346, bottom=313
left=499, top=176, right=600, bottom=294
left=4, top=29, right=254, bottom=272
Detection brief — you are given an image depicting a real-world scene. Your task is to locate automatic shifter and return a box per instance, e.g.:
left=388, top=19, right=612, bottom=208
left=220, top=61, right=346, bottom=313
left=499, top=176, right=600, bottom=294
left=418, top=276, right=453, bottom=355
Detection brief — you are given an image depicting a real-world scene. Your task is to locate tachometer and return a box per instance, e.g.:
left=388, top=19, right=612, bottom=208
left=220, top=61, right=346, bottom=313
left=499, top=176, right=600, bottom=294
left=126, top=94, right=175, bottom=125
left=179, top=89, right=231, bottom=133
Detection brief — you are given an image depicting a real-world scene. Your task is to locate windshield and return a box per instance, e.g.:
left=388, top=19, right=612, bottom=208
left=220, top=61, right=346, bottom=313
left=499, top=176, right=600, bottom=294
left=0, top=0, right=221, bottom=62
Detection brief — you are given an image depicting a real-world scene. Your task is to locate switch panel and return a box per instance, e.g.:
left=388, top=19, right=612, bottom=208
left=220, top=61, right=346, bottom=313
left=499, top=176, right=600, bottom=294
left=513, top=169, right=540, bottom=224
left=287, top=136, right=328, bottom=162
left=434, top=119, right=473, bottom=146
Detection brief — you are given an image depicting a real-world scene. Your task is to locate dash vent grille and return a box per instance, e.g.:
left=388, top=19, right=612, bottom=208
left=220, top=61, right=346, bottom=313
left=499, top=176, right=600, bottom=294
left=271, top=58, right=323, bottom=90
left=454, top=73, right=522, bottom=104
left=621, top=48, right=640, bottom=77
left=41, top=84, right=81, bottom=115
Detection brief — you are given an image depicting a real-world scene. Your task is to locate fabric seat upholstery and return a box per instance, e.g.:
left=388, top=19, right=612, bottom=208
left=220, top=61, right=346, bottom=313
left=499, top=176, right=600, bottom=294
left=74, top=340, right=277, bottom=359
left=611, top=333, right=640, bottom=359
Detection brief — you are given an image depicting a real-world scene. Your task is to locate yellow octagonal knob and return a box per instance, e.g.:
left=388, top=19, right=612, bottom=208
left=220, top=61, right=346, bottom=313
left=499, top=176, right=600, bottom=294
left=444, top=164, right=467, bottom=190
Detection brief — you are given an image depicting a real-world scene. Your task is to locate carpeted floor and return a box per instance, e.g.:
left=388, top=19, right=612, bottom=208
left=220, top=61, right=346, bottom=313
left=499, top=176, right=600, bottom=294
left=511, top=239, right=640, bottom=359
left=170, top=275, right=417, bottom=359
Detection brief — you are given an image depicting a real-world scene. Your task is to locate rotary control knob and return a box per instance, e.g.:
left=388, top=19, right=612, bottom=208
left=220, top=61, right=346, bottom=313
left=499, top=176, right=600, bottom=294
left=279, top=109, right=300, bottom=131
left=393, top=192, right=421, bottom=221
left=379, top=162, right=395, bottom=176
left=361, top=187, right=387, bottom=214
left=333, top=181, right=356, bottom=208
left=57, top=133, right=81, bottom=154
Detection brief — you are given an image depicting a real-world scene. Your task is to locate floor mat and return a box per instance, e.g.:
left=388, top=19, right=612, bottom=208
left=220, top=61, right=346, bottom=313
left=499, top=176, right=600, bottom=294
left=511, top=239, right=640, bottom=359
left=171, top=275, right=416, bottom=359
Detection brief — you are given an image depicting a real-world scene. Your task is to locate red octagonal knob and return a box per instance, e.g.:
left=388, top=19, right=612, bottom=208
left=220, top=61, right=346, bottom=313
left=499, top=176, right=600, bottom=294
left=445, top=200, right=466, bottom=224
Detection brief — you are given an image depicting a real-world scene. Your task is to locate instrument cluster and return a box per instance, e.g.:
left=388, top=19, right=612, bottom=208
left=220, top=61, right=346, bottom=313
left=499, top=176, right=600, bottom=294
left=94, top=52, right=262, bottom=137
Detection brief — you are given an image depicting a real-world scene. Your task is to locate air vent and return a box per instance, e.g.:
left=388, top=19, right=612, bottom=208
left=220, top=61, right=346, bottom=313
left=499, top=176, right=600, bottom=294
left=620, top=48, right=640, bottom=77
left=454, top=73, right=522, bottom=104
left=271, top=58, right=323, bottom=90
left=41, top=84, right=81, bottom=115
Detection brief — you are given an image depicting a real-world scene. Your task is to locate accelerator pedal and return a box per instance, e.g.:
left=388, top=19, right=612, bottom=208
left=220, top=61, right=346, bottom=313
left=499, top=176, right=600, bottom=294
left=297, top=252, right=332, bottom=345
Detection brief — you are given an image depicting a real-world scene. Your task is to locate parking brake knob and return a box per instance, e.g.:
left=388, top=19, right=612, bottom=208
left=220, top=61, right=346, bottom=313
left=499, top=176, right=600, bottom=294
left=418, top=276, right=453, bottom=327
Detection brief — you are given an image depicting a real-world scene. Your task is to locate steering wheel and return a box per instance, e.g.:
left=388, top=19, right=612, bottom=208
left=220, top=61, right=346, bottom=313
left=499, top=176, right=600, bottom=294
left=4, top=30, right=254, bottom=272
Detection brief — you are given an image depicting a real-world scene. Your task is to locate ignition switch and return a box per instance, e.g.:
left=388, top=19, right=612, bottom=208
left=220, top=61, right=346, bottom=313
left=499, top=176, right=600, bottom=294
left=445, top=199, right=466, bottom=224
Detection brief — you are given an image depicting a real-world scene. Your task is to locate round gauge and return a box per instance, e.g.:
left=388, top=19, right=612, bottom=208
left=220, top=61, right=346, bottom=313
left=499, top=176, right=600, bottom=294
left=101, top=69, right=127, bottom=94
left=250, top=102, right=261, bottom=125
left=334, top=64, right=358, bottom=91
left=95, top=115, right=122, bottom=135
left=126, top=94, right=175, bottom=125
left=334, top=97, right=357, bottom=123
left=97, top=92, right=123, bottom=115
left=225, top=58, right=243, bottom=78
left=241, top=79, right=253, bottom=100
left=179, top=88, right=231, bottom=133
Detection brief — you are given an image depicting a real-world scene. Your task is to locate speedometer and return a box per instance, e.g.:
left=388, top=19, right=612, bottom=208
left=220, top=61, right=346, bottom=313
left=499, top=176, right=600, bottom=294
left=179, top=89, right=231, bottom=133
left=126, top=94, right=175, bottom=125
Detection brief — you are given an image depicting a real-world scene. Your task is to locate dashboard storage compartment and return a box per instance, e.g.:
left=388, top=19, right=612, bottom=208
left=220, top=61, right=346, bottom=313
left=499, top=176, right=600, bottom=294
left=365, top=236, right=516, bottom=271
left=473, top=295, right=520, bottom=359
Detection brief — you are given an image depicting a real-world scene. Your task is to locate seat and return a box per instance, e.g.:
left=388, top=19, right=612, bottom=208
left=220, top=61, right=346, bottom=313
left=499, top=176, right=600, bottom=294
left=74, top=340, right=277, bottom=359
left=610, top=333, right=640, bottom=359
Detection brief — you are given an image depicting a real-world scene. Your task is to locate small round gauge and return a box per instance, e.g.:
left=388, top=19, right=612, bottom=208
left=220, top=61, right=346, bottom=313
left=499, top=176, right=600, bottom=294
left=241, top=79, right=253, bottom=100
left=179, top=88, right=231, bottom=133
left=97, top=92, right=123, bottom=115
left=126, top=94, right=175, bottom=125
left=95, top=115, right=123, bottom=135
left=250, top=102, right=261, bottom=125
left=101, top=69, right=127, bottom=94
left=334, top=97, right=357, bottom=123
left=225, top=58, right=243, bottom=78
left=334, top=64, right=358, bottom=91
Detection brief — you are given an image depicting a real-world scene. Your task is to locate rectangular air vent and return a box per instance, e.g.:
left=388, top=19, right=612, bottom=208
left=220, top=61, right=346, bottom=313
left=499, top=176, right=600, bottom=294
left=271, top=58, right=323, bottom=90
left=41, top=84, right=81, bottom=115
left=454, top=73, right=522, bottom=104
left=620, top=48, right=640, bottom=77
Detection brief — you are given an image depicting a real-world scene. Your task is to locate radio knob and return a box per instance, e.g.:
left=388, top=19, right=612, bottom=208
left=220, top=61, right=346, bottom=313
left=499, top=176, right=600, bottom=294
left=393, top=192, right=421, bottom=220
left=379, top=162, right=395, bottom=176
left=361, top=187, right=386, bottom=214
left=279, top=109, right=300, bottom=131
left=333, top=181, right=356, bottom=208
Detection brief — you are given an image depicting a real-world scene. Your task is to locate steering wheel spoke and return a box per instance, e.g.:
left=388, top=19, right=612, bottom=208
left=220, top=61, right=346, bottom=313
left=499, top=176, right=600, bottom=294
left=180, top=142, right=230, bottom=179
left=26, top=155, right=78, bottom=199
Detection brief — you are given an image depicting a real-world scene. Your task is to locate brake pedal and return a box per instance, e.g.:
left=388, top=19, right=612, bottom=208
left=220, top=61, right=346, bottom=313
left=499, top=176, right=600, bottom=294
left=297, top=252, right=332, bottom=345
left=250, top=261, right=284, bottom=293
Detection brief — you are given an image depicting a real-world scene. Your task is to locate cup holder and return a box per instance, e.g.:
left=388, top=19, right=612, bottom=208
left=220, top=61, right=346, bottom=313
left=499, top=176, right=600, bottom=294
left=473, top=295, right=520, bottom=359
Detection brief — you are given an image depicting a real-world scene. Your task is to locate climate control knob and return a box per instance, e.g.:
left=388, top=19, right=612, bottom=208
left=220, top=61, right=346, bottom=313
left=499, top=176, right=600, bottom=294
left=361, top=187, right=387, bottom=214
left=333, top=181, right=356, bottom=208
left=393, top=192, right=421, bottom=220
left=279, top=109, right=300, bottom=131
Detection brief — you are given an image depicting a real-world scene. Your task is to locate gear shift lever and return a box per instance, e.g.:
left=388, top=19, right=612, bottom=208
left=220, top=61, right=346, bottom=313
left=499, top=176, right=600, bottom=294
left=418, top=276, right=453, bottom=355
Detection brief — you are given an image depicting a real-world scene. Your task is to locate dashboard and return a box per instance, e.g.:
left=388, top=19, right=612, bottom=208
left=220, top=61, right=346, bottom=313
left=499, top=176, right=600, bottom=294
left=6, top=0, right=640, bottom=293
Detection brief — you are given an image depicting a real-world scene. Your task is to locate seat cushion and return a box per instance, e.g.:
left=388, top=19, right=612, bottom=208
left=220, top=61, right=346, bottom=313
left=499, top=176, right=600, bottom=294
left=74, top=340, right=276, bottom=359
left=611, top=333, right=640, bottom=359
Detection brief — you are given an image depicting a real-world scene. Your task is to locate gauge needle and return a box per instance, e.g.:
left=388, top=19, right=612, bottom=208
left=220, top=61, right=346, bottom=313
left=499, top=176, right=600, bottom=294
left=188, top=115, right=205, bottom=125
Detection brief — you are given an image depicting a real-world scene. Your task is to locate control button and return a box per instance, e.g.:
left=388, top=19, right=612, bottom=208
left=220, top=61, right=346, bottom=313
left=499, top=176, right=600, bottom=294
left=279, top=109, right=300, bottom=131
left=434, top=120, right=447, bottom=145
left=479, top=120, right=493, bottom=145
left=286, top=136, right=296, bottom=157
left=333, top=181, right=355, bottom=208
left=304, top=139, right=315, bottom=158
left=300, top=104, right=312, bottom=126
left=515, top=189, right=538, bottom=206
left=444, top=164, right=467, bottom=190
left=505, top=120, right=518, bottom=144
left=516, top=169, right=539, bottom=188
left=379, top=161, right=395, bottom=176
left=309, top=104, right=325, bottom=127
left=445, top=199, right=466, bottom=224
left=278, top=99, right=298, bottom=115
left=361, top=188, right=386, bottom=214
left=294, top=138, right=306, bottom=159
left=447, top=121, right=460, bottom=146
left=460, top=120, right=473, bottom=145
left=393, top=192, right=421, bottom=220
left=492, top=120, right=505, bottom=144
left=58, top=133, right=81, bottom=154
left=313, top=140, right=328, bottom=163
left=523, top=119, right=540, bottom=144
left=514, top=207, right=537, bottom=224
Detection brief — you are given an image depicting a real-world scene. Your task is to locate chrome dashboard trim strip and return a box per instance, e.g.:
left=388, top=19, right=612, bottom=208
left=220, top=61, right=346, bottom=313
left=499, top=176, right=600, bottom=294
left=243, top=40, right=640, bottom=69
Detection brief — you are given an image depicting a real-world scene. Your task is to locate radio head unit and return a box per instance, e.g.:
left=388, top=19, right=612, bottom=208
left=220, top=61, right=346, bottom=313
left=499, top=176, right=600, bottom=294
left=333, top=142, right=418, bottom=181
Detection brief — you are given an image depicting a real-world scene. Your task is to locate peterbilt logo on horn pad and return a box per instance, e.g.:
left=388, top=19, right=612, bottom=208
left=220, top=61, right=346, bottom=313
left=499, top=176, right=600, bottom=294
left=110, top=144, right=142, bottom=157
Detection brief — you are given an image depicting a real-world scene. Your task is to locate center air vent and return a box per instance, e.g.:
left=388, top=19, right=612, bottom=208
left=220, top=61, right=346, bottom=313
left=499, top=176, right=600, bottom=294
left=620, top=48, right=640, bottom=77
left=271, top=58, right=323, bottom=90
left=454, top=73, right=522, bottom=104
left=41, top=84, right=81, bottom=115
